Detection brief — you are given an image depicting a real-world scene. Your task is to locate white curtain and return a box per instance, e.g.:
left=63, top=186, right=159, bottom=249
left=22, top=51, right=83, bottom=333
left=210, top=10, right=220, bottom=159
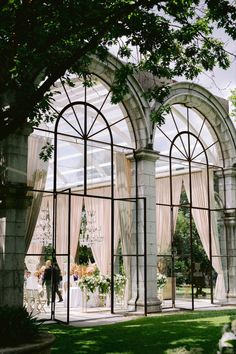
left=182, top=170, right=226, bottom=300
left=27, top=195, right=53, bottom=257
left=84, top=187, right=111, bottom=275
left=115, top=152, right=132, bottom=256
left=115, top=152, right=132, bottom=300
left=55, top=194, right=83, bottom=271
left=25, top=136, right=49, bottom=253
left=0, top=218, right=6, bottom=270
left=156, top=175, right=183, bottom=254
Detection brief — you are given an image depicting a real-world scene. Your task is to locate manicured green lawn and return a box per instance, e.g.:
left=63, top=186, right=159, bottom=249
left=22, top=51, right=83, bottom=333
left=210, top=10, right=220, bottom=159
left=43, top=310, right=236, bottom=354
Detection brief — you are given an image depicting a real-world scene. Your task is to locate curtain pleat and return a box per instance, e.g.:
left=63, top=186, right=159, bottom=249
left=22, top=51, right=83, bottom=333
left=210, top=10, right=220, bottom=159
left=115, top=152, right=132, bottom=301
left=156, top=175, right=183, bottom=254
left=84, top=187, right=111, bottom=275
left=55, top=194, right=83, bottom=272
left=182, top=170, right=226, bottom=300
left=25, top=136, right=49, bottom=253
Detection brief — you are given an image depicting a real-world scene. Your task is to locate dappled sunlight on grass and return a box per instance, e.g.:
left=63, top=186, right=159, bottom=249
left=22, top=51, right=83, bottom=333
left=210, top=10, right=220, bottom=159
left=123, top=324, right=142, bottom=328
left=44, top=309, right=236, bottom=354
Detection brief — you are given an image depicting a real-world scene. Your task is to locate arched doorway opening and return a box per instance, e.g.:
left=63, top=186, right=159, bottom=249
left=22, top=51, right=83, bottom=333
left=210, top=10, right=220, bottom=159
left=25, top=73, right=147, bottom=323
left=154, top=101, right=233, bottom=310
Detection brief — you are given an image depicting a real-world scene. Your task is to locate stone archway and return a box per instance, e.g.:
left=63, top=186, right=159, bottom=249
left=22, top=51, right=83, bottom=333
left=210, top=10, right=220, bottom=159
left=153, top=81, right=236, bottom=304
left=160, top=81, right=236, bottom=166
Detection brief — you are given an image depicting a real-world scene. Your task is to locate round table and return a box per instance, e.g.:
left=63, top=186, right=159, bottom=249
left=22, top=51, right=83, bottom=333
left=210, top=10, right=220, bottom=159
left=63, top=287, right=83, bottom=308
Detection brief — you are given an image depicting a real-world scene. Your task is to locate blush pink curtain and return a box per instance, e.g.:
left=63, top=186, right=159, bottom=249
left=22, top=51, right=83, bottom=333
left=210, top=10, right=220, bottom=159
left=183, top=170, right=226, bottom=300
left=26, top=136, right=49, bottom=253
left=84, top=187, right=111, bottom=275
left=55, top=194, right=83, bottom=271
left=156, top=175, right=183, bottom=254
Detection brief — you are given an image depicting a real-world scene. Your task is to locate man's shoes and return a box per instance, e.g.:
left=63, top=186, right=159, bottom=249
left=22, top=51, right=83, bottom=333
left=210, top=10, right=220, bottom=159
left=58, top=299, right=63, bottom=302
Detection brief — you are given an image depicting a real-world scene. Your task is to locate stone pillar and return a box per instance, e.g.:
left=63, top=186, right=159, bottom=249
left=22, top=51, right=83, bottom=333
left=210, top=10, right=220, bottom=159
left=0, top=127, right=31, bottom=307
left=217, top=167, right=236, bottom=298
left=127, top=148, right=161, bottom=313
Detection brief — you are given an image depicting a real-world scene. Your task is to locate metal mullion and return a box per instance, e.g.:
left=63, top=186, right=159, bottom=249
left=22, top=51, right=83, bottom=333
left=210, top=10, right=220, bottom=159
left=169, top=147, right=175, bottom=308
left=87, top=90, right=111, bottom=136
left=61, top=79, right=84, bottom=134
left=157, top=127, right=188, bottom=160
left=66, top=189, right=72, bottom=324
left=206, top=164, right=214, bottom=304
left=84, top=85, right=87, bottom=195
left=52, top=127, right=58, bottom=320
left=157, top=152, right=222, bottom=171
left=88, top=115, right=129, bottom=140
left=144, top=197, right=147, bottom=316
left=34, top=126, right=135, bottom=153
left=192, top=140, right=219, bottom=161
left=171, top=108, right=188, bottom=158
left=111, top=141, right=114, bottom=314
left=134, top=155, right=139, bottom=312
left=49, top=103, right=83, bottom=138
left=60, top=116, right=83, bottom=137
left=190, top=117, right=206, bottom=160
left=188, top=132, right=195, bottom=311
left=222, top=168, right=230, bottom=297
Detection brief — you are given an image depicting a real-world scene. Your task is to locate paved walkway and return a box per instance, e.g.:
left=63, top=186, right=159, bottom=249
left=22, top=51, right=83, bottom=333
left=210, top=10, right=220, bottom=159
left=41, top=300, right=236, bottom=327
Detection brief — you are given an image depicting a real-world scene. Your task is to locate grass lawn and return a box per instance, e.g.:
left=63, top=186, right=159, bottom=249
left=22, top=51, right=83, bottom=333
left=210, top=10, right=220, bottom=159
left=43, top=309, right=236, bottom=354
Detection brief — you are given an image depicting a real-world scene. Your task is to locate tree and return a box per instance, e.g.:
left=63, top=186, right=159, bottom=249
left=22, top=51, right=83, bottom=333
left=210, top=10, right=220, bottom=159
left=173, top=191, right=212, bottom=287
left=1, top=0, right=236, bottom=146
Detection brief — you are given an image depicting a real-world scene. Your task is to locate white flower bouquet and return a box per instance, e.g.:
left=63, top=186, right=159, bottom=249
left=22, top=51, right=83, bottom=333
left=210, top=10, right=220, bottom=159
left=114, top=273, right=127, bottom=296
left=157, top=273, right=167, bottom=289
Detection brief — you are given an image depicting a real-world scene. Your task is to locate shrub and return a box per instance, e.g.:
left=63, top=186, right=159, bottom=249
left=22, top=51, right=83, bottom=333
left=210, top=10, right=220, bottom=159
left=0, top=305, right=41, bottom=348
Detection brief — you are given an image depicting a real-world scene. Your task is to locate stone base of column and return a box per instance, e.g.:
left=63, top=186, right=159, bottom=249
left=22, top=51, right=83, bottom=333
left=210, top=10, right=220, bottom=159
left=227, top=293, right=236, bottom=299
left=128, top=297, right=162, bottom=313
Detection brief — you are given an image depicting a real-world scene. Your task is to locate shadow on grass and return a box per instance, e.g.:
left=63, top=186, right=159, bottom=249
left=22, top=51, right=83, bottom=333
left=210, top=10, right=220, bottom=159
left=43, top=310, right=236, bottom=354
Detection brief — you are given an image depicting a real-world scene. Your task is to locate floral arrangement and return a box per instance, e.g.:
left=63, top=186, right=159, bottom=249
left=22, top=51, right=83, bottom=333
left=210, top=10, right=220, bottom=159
left=157, top=272, right=167, bottom=289
left=97, top=275, right=111, bottom=295
left=114, top=273, right=127, bottom=296
left=78, top=274, right=98, bottom=293
left=77, top=271, right=127, bottom=297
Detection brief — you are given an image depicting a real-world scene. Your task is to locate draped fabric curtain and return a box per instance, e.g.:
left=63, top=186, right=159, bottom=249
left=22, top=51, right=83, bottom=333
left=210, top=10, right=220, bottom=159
left=114, top=152, right=132, bottom=300
left=55, top=194, right=83, bottom=272
left=182, top=170, right=226, bottom=300
left=25, top=136, right=49, bottom=253
left=156, top=175, right=183, bottom=254
left=84, top=187, right=111, bottom=275
left=27, top=195, right=53, bottom=257
left=0, top=218, right=6, bottom=270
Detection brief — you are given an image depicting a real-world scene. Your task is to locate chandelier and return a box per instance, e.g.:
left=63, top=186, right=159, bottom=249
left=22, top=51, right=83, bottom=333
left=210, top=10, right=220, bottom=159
left=79, top=209, right=103, bottom=247
left=32, top=204, right=52, bottom=246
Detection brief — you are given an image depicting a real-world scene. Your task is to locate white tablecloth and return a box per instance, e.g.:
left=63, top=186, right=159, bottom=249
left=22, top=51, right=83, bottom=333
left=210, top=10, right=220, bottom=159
left=63, top=287, right=83, bottom=308
left=63, top=287, right=101, bottom=308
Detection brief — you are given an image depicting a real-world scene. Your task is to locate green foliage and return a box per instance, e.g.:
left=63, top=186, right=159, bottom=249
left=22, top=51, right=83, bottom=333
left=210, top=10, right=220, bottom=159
left=39, top=142, right=54, bottom=162
left=0, top=305, right=41, bottom=348
left=0, top=0, right=235, bottom=140
left=173, top=191, right=211, bottom=285
left=43, top=243, right=54, bottom=262
left=229, top=89, right=236, bottom=121
left=77, top=245, right=95, bottom=265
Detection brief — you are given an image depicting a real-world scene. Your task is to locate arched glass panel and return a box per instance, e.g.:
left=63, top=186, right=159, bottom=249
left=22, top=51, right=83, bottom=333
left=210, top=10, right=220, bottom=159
left=34, top=74, right=136, bottom=191
left=154, top=104, right=226, bottom=311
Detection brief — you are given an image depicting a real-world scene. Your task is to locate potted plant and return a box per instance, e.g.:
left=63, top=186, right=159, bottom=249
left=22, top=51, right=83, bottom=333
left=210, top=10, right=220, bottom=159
left=0, top=305, right=55, bottom=353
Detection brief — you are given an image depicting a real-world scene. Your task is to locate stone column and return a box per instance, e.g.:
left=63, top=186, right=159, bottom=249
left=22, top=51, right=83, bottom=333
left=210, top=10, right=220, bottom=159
left=127, top=148, right=161, bottom=313
left=217, top=167, right=236, bottom=298
left=0, top=127, right=31, bottom=307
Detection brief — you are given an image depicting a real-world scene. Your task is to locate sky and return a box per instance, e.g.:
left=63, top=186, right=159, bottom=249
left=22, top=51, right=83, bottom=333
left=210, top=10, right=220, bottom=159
left=191, top=29, right=236, bottom=101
